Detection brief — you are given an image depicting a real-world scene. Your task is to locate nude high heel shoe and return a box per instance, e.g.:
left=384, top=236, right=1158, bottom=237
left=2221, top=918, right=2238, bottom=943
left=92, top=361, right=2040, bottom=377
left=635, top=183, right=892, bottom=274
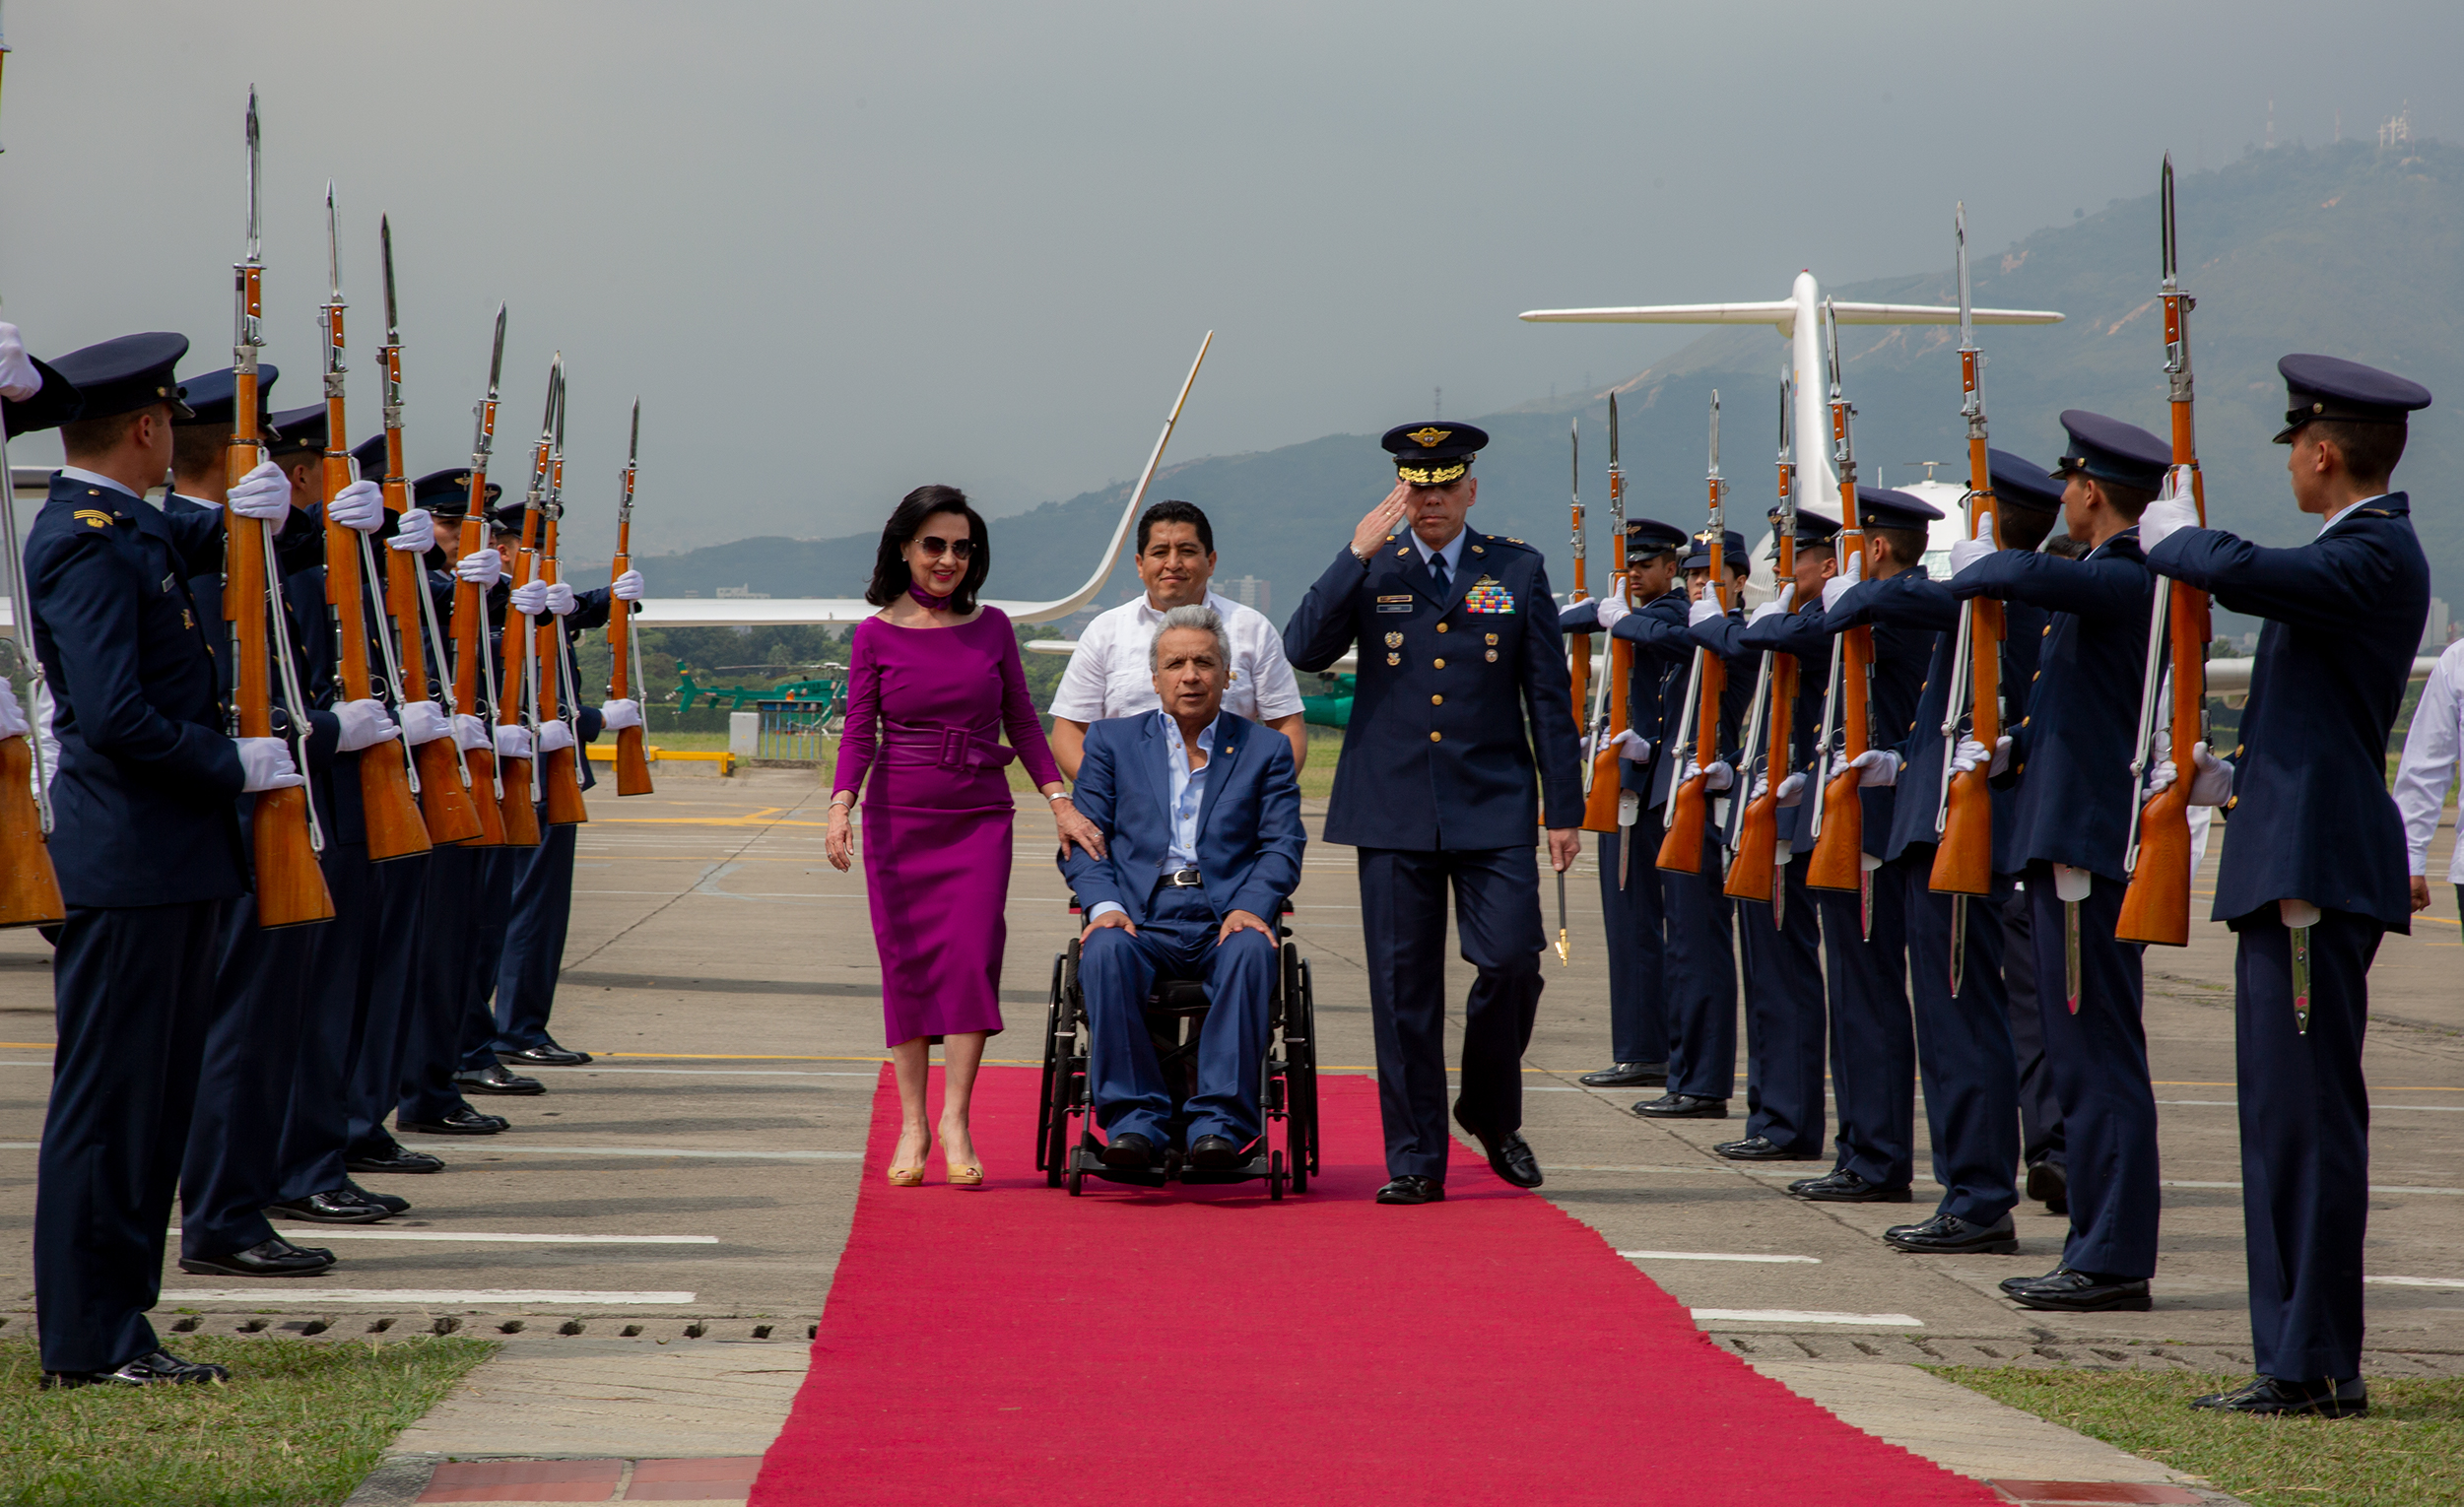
left=887, top=1129, right=932, bottom=1187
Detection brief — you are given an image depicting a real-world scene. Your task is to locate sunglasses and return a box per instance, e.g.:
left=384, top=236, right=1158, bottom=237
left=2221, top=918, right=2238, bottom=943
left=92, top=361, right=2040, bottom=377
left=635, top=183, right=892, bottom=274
left=911, top=535, right=975, bottom=560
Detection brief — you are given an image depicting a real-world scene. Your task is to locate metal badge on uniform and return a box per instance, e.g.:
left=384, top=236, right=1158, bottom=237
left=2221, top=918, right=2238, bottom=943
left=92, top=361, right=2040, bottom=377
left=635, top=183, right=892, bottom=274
left=1386, top=653, right=1401, bottom=666
left=1384, top=630, right=1404, bottom=648
left=161, top=573, right=177, bottom=593
left=1484, top=632, right=1498, bottom=645
left=1376, top=594, right=1415, bottom=615
left=1485, top=649, right=1498, bottom=662
left=74, top=508, right=112, bottom=529
left=1463, top=577, right=1515, bottom=615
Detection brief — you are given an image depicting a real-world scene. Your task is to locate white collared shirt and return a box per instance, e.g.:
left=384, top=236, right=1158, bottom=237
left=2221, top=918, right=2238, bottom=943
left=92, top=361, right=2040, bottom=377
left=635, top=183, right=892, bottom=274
left=1087, top=709, right=1222, bottom=922
left=2316, top=493, right=2385, bottom=538
left=2393, top=637, right=2464, bottom=882
left=57, top=466, right=142, bottom=502
left=1048, top=588, right=1303, bottom=724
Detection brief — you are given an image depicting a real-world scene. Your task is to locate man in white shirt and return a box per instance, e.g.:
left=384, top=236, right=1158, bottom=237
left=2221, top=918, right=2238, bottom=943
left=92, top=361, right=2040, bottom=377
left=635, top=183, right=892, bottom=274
left=2393, top=637, right=2464, bottom=913
left=1047, top=500, right=1307, bottom=777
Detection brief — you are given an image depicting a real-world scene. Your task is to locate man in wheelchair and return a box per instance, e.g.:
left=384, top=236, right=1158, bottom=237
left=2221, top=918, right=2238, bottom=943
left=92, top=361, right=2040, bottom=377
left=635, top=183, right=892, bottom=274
left=1058, top=605, right=1305, bottom=1171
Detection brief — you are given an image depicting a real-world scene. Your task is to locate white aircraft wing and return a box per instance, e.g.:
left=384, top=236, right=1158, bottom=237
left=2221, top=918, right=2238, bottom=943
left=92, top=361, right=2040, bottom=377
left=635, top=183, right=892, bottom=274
left=1518, top=300, right=2062, bottom=332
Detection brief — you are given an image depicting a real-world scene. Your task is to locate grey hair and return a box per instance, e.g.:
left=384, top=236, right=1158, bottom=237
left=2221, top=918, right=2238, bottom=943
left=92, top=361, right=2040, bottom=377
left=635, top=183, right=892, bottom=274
left=1150, top=603, right=1232, bottom=673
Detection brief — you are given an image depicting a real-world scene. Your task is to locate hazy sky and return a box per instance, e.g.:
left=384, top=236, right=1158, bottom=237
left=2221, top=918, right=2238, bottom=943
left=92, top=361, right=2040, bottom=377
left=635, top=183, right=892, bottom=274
left=1, top=1, right=2451, bottom=560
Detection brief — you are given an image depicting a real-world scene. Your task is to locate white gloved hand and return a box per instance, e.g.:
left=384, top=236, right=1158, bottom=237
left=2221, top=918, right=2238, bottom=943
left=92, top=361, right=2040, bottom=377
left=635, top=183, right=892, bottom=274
left=2137, top=481, right=2198, bottom=556
left=1688, top=595, right=1724, bottom=628
left=600, top=697, right=643, bottom=731
left=1592, top=591, right=1631, bottom=632
left=536, top=718, right=575, bottom=754
left=2149, top=740, right=2234, bottom=806
left=388, top=508, right=434, bottom=552
left=1748, top=582, right=1795, bottom=625
left=1775, top=771, right=1806, bottom=808
left=452, top=713, right=492, bottom=754
left=0, top=679, right=28, bottom=739
left=235, top=736, right=302, bottom=792
left=495, top=724, right=534, bottom=760
left=226, top=460, right=293, bottom=521
left=1680, top=756, right=1734, bottom=793
left=1950, top=734, right=2014, bottom=776
left=1819, top=549, right=1862, bottom=612
left=0, top=323, right=43, bottom=402
left=333, top=697, right=400, bottom=753
left=544, top=581, right=577, bottom=617
left=1611, top=728, right=1652, bottom=763
left=397, top=699, right=451, bottom=746
left=455, top=548, right=504, bottom=588
left=1949, top=535, right=1996, bottom=576
left=1848, top=749, right=1901, bottom=787
left=612, top=568, right=645, bottom=602
left=510, top=579, right=549, bottom=615
left=328, top=478, right=386, bottom=533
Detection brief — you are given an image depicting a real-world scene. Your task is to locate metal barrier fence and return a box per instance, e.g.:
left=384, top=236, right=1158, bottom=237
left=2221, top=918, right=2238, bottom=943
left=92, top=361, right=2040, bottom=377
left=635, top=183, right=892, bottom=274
left=754, top=698, right=838, bottom=764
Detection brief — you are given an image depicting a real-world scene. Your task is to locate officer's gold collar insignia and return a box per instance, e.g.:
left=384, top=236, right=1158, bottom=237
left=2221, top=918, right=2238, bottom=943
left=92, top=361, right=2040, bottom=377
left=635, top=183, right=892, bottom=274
left=1405, top=426, right=1451, bottom=448
left=74, top=508, right=115, bottom=529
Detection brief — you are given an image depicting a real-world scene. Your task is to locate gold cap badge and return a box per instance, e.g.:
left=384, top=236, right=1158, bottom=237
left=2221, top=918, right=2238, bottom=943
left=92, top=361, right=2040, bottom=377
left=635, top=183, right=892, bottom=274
left=1405, top=426, right=1451, bottom=448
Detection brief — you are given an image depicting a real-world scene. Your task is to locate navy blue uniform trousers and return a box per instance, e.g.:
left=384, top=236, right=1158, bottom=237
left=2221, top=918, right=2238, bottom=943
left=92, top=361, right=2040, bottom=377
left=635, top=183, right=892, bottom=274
left=1080, top=885, right=1278, bottom=1147
left=1593, top=829, right=1668, bottom=1065
left=2002, top=882, right=2064, bottom=1173
left=1659, top=812, right=1736, bottom=1100
left=495, top=815, right=578, bottom=1052
left=400, top=844, right=482, bottom=1123
left=347, top=852, right=430, bottom=1155
left=459, top=848, right=518, bottom=1073
left=182, top=883, right=319, bottom=1261
left=1817, top=861, right=1913, bottom=1190
left=2234, top=907, right=2380, bottom=1382
left=277, top=840, right=372, bottom=1201
left=36, top=901, right=229, bottom=1373
left=1358, top=845, right=1545, bottom=1181
left=2027, top=864, right=2159, bottom=1278
left=1738, top=854, right=1825, bottom=1155
left=1903, top=863, right=2020, bottom=1225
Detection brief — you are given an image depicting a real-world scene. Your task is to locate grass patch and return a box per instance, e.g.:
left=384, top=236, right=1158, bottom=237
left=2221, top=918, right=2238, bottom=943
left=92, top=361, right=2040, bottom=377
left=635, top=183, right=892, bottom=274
left=1929, top=1366, right=2464, bottom=1507
left=0, top=1334, right=496, bottom=1507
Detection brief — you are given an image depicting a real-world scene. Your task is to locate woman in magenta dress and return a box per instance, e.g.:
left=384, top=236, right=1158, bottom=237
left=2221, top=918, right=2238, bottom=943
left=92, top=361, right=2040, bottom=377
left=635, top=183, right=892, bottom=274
left=826, top=486, right=1102, bottom=1187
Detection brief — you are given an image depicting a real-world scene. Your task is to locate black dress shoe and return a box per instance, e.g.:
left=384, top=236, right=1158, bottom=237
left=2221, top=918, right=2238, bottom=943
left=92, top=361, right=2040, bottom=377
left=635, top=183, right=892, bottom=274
left=2026, top=1159, right=2070, bottom=1214
left=1376, top=1175, right=1445, bottom=1205
left=178, top=1235, right=337, bottom=1278
left=499, top=1038, right=592, bottom=1068
left=266, top=1189, right=392, bottom=1224
left=399, top=1106, right=508, bottom=1136
left=2000, top=1266, right=2061, bottom=1295
left=348, top=1139, right=444, bottom=1175
left=1884, top=1212, right=2020, bottom=1255
left=1578, top=1061, right=1668, bottom=1088
left=1787, top=1169, right=1913, bottom=1203
left=1187, top=1135, right=1243, bottom=1169
left=454, top=1063, right=546, bottom=1095
left=1452, top=1104, right=1543, bottom=1189
left=1634, top=1092, right=1729, bottom=1119
left=2191, top=1375, right=2366, bottom=1418
left=2006, top=1268, right=2152, bottom=1313
left=42, top=1349, right=231, bottom=1390
left=1713, top=1136, right=1819, bottom=1161
left=1100, top=1131, right=1157, bottom=1168
left=343, top=1179, right=409, bottom=1215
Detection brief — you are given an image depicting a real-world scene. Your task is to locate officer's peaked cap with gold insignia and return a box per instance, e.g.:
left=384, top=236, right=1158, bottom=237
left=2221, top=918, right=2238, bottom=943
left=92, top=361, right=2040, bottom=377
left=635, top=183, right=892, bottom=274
left=1680, top=529, right=1749, bottom=572
left=2052, top=410, right=2169, bottom=491
left=268, top=402, right=329, bottom=456
left=1381, top=421, right=1488, bottom=486
left=1626, top=517, right=1691, bottom=557
left=1854, top=486, right=1944, bottom=530
left=2273, top=354, right=2431, bottom=443
left=49, top=332, right=194, bottom=425
left=174, top=364, right=281, bottom=438
left=415, top=467, right=499, bottom=520
left=1766, top=506, right=1841, bottom=553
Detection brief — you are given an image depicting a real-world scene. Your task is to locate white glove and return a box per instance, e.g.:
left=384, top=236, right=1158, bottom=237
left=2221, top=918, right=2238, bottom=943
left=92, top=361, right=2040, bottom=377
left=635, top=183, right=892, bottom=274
left=1749, top=583, right=1794, bottom=625
left=544, top=581, right=578, bottom=617
left=333, top=697, right=400, bottom=753
left=388, top=508, right=434, bottom=552
left=495, top=724, right=534, bottom=760
left=1611, top=728, right=1651, bottom=763
left=0, top=323, right=42, bottom=402
left=226, top=460, right=293, bottom=521
left=600, top=697, right=643, bottom=731
left=536, top=718, right=575, bottom=754
left=1819, top=549, right=1862, bottom=612
left=2137, top=471, right=2199, bottom=556
left=455, top=548, right=503, bottom=588
left=0, top=679, right=28, bottom=739
left=397, top=699, right=451, bottom=746
left=1682, top=756, right=1734, bottom=793
left=235, top=736, right=302, bottom=792
left=612, top=568, right=645, bottom=602
left=452, top=713, right=492, bottom=753
left=1848, top=749, right=1900, bottom=787
left=328, top=478, right=386, bottom=533
left=1775, top=771, right=1806, bottom=808
left=510, top=579, right=549, bottom=615
left=2148, top=740, right=2235, bottom=806
left=1688, top=595, right=1724, bottom=628
left=1593, top=592, right=1631, bottom=632
left=1949, top=735, right=2013, bottom=776
left=1948, top=536, right=1995, bottom=576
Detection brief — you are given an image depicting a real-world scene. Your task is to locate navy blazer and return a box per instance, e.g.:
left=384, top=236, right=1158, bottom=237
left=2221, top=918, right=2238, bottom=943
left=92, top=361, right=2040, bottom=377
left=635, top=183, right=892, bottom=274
left=1951, top=531, right=2154, bottom=880
left=2146, top=496, right=2428, bottom=930
left=1284, top=531, right=1580, bottom=849
left=1058, top=710, right=1304, bottom=926
left=1737, top=603, right=1834, bottom=852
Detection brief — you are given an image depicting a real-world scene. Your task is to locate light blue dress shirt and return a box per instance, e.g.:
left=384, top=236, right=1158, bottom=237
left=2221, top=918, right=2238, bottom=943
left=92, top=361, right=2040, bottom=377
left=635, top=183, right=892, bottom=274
left=1088, top=709, right=1222, bottom=922
left=1413, top=526, right=1469, bottom=582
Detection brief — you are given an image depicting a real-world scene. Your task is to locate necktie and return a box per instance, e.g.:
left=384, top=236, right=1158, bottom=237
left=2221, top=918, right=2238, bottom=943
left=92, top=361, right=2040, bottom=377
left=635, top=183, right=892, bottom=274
left=1429, top=553, right=1449, bottom=596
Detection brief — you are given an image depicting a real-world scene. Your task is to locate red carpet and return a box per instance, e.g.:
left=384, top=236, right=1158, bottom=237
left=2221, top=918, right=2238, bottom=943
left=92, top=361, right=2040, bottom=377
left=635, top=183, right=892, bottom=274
left=752, top=1066, right=2005, bottom=1506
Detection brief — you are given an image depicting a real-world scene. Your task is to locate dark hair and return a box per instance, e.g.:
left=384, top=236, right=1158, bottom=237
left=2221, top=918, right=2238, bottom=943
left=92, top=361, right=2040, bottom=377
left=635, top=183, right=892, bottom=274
left=170, top=424, right=227, bottom=482
left=2088, top=476, right=2157, bottom=522
left=1137, top=499, right=1213, bottom=557
left=866, top=485, right=990, bottom=612
left=58, top=408, right=148, bottom=461
left=1998, top=506, right=2056, bottom=555
left=2306, top=419, right=2406, bottom=486
left=1869, top=526, right=1929, bottom=570
left=2041, top=533, right=2089, bottom=559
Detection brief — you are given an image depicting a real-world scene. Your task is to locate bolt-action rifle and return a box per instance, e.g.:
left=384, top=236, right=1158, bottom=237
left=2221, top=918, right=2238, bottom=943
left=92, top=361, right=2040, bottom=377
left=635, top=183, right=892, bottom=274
left=495, top=359, right=561, bottom=842
left=0, top=5, right=58, bottom=929
left=534, top=371, right=588, bottom=826
left=608, top=399, right=652, bottom=796
left=1722, top=371, right=1797, bottom=913
left=1657, top=391, right=1730, bottom=874
left=1580, top=395, right=1632, bottom=881
left=1806, top=300, right=1874, bottom=929
left=449, top=304, right=515, bottom=847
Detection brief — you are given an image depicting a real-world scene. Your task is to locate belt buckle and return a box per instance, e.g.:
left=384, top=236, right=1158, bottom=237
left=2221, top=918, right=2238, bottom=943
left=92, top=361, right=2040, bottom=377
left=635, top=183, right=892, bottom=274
left=1166, top=868, right=1202, bottom=887
left=937, top=727, right=968, bottom=769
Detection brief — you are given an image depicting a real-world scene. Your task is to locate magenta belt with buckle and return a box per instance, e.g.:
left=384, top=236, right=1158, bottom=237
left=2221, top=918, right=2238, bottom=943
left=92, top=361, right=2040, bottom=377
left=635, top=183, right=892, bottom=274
left=879, top=721, right=1018, bottom=772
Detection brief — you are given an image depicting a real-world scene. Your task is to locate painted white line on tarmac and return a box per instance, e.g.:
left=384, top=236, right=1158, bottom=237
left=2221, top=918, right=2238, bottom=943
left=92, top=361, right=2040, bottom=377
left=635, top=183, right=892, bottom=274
left=2159, top=1098, right=2464, bottom=1113
left=271, top=1229, right=719, bottom=1245
left=1622, top=1251, right=1821, bottom=1265
left=167, top=1288, right=697, bottom=1304
left=526, top=1066, right=879, bottom=1079
left=1693, top=1308, right=1922, bottom=1327
left=2364, top=1275, right=2464, bottom=1288
left=394, top=1142, right=860, bottom=1161
left=2164, top=1179, right=2464, bottom=1196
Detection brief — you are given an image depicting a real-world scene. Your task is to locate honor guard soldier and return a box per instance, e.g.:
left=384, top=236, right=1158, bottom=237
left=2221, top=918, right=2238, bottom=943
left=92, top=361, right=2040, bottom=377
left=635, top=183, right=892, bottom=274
left=1950, top=411, right=2164, bottom=1313
left=1283, top=422, right=1582, bottom=1203
left=2149, top=356, right=2431, bottom=1416
left=1787, top=487, right=1941, bottom=1205
left=17, top=333, right=324, bottom=1385
left=1557, top=517, right=1691, bottom=1090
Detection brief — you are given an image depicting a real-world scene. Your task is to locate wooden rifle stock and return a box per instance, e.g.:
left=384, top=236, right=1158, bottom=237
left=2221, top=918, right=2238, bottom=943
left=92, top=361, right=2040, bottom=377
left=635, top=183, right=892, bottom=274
left=609, top=405, right=652, bottom=796
left=379, top=412, right=482, bottom=846
left=495, top=485, right=546, bottom=848
left=1930, top=412, right=2001, bottom=895
left=1724, top=381, right=1797, bottom=906
left=1580, top=439, right=1630, bottom=832
left=1807, top=523, right=1869, bottom=889
left=446, top=484, right=509, bottom=848
left=0, top=414, right=65, bottom=926
left=535, top=437, right=588, bottom=828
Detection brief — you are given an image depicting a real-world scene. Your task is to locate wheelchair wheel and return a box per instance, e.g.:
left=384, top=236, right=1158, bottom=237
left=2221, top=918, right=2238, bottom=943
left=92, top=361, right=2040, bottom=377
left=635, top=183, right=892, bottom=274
left=1067, top=1164, right=1085, bottom=1197
left=1041, top=943, right=1082, bottom=1188
left=1035, top=953, right=1065, bottom=1179
left=1268, top=1148, right=1285, bottom=1203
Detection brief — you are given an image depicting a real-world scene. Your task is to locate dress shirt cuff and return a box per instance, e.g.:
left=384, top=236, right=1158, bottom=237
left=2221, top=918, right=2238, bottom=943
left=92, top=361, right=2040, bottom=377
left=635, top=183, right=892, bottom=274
left=1087, top=901, right=1127, bottom=922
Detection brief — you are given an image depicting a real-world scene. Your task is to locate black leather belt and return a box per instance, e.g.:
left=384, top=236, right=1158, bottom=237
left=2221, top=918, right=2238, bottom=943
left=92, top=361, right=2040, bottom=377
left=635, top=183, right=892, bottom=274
left=1162, top=868, right=1203, bottom=887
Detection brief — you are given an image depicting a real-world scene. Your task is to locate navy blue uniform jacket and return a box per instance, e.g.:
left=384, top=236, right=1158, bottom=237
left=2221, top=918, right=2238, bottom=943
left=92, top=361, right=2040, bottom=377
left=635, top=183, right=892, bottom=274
left=2146, top=496, right=2428, bottom=930
left=1737, top=603, right=1834, bottom=852
left=1741, top=589, right=1929, bottom=861
left=1951, top=532, right=2154, bottom=881
left=1058, top=711, right=1304, bottom=925
left=1562, top=589, right=1690, bottom=801
left=1285, top=532, right=1580, bottom=849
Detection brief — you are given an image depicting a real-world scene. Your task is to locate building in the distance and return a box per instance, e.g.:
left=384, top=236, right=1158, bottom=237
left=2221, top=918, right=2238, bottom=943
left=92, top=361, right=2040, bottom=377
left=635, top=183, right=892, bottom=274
left=1226, top=574, right=1270, bottom=617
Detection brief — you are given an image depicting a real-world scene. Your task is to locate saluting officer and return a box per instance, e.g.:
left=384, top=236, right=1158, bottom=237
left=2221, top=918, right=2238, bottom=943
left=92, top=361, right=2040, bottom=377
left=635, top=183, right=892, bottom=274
left=2143, top=357, right=2431, bottom=1417
left=1950, top=412, right=2164, bottom=1314
left=1283, top=422, right=1582, bottom=1204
